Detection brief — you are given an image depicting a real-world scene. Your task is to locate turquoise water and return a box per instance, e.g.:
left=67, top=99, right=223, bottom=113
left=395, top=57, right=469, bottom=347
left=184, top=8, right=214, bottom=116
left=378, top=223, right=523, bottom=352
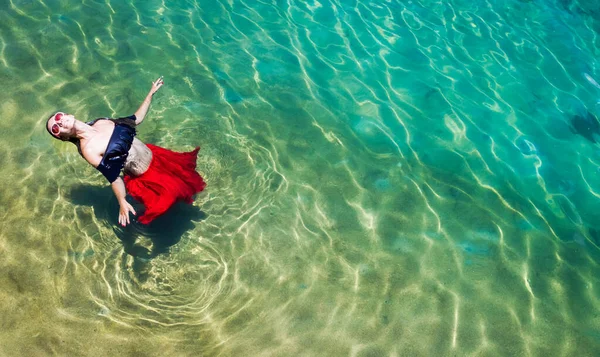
left=2, top=0, right=600, bottom=355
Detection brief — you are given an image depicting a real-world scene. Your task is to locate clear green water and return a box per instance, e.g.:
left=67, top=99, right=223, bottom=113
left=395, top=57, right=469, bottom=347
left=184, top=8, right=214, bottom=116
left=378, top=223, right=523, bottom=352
left=2, top=0, right=600, bottom=355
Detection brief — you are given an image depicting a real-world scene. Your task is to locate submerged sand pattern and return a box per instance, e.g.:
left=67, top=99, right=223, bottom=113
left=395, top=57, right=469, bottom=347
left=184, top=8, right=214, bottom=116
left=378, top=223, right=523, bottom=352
left=1, top=0, right=600, bottom=355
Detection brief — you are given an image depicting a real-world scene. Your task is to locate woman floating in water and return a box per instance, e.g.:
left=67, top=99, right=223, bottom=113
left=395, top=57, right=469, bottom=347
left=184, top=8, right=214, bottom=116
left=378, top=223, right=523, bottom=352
left=46, top=76, right=206, bottom=226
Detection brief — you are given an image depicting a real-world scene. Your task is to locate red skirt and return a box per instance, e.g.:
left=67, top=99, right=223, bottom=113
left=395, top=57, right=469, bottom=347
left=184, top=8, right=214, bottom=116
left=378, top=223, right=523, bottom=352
left=124, top=144, right=206, bottom=224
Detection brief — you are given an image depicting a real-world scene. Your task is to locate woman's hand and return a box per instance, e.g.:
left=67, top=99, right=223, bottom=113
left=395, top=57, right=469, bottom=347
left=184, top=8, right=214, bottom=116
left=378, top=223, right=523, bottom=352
left=150, top=76, right=164, bottom=95
left=134, top=76, right=163, bottom=124
left=118, top=201, right=137, bottom=226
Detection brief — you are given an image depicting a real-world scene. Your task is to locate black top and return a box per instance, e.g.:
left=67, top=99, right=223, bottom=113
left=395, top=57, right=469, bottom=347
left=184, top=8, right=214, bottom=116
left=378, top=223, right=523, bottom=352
left=86, top=115, right=137, bottom=183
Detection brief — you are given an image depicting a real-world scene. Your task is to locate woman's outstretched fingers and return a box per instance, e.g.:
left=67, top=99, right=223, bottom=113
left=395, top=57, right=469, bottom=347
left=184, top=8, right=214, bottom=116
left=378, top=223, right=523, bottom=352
left=127, top=202, right=136, bottom=224
left=151, top=76, right=164, bottom=94
left=129, top=203, right=137, bottom=216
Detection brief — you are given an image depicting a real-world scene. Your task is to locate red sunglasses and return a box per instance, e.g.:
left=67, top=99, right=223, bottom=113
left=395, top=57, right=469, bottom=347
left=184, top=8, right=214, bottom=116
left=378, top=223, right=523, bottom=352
left=51, top=112, right=65, bottom=135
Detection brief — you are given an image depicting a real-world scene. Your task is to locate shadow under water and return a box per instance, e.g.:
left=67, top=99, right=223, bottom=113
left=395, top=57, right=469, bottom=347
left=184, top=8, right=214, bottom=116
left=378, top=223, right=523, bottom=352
left=67, top=184, right=206, bottom=258
left=569, top=111, right=600, bottom=143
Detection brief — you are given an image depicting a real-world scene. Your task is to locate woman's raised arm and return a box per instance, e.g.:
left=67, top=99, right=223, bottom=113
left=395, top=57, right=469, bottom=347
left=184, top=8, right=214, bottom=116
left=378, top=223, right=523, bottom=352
left=134, top=76, right=164, bottom=126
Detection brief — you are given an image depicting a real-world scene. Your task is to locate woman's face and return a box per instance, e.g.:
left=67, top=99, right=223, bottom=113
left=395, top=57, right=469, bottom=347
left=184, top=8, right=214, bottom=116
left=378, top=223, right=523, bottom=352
left=47, top=112, right=76, bottom=138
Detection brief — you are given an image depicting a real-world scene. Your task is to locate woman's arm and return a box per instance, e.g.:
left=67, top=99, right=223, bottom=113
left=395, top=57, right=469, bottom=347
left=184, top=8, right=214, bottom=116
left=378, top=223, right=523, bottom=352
left=111, top=177, right=136, bottom=226
left=134, top=76, right=164, bottom=126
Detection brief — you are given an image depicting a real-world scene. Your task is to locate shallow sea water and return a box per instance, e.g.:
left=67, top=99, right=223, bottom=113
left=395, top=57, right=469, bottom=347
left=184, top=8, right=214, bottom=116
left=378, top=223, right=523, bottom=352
left=2, top=0, right=600, bottom=355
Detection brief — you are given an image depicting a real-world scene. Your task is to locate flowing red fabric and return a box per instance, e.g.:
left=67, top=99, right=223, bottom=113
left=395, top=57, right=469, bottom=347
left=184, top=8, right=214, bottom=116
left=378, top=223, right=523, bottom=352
left=124, top=144, right=206, bottom=224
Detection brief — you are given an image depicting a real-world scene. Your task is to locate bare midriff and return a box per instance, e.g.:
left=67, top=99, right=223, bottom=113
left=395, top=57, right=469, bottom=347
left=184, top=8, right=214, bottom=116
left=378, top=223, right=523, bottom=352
left=124, top=138, right=152, bottom=177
